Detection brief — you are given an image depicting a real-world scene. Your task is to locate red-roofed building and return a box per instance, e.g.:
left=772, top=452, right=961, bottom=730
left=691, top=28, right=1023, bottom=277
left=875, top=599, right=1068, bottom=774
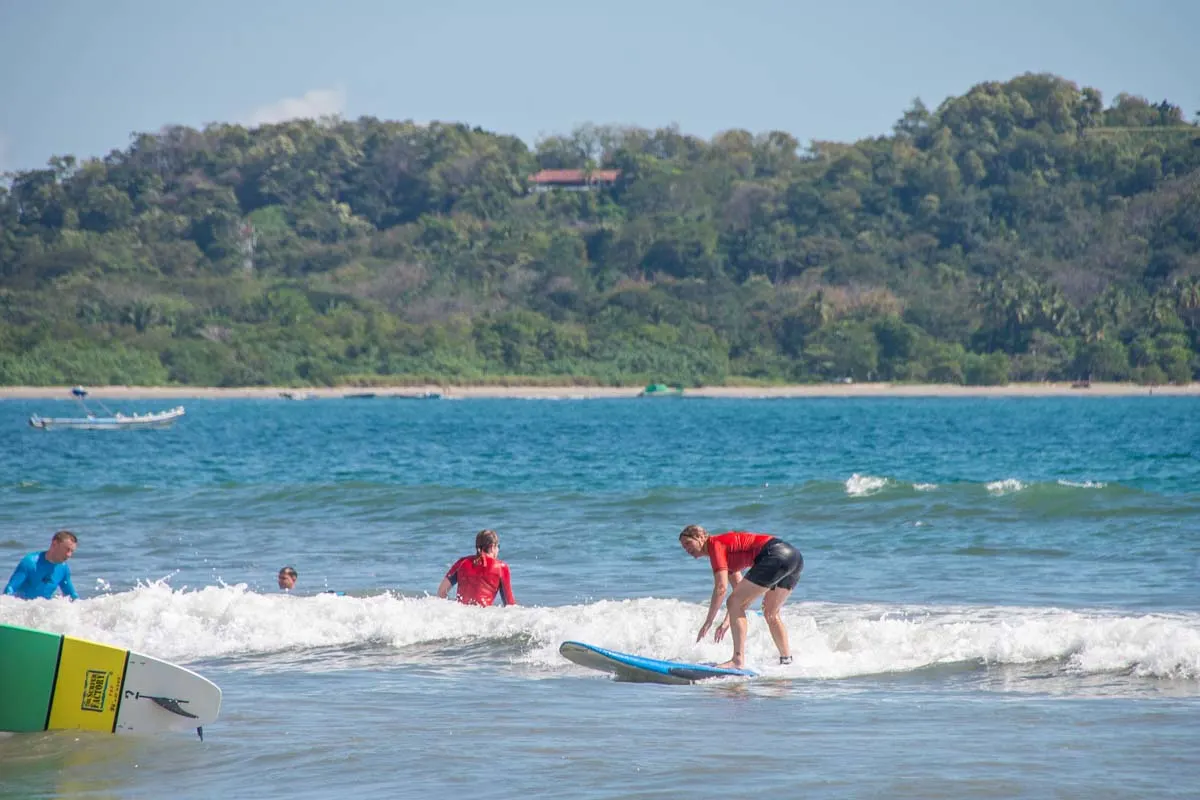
left=528, top=168, right=621, bottom=193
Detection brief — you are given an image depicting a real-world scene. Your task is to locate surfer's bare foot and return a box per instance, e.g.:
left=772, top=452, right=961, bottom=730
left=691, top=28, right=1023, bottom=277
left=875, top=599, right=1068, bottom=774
left=715, top=658, right=744, bottom=670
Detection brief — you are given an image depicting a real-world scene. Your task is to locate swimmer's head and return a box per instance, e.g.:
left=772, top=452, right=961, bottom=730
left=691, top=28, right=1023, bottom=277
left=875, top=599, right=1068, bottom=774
left=475, top=529, right=499, bottom=557
left=278, top=566, right=298, bottom=591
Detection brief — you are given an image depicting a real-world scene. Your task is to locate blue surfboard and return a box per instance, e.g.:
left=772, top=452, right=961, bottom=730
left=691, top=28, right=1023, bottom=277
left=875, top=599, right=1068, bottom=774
left=559, top=641, right=757, bottom=685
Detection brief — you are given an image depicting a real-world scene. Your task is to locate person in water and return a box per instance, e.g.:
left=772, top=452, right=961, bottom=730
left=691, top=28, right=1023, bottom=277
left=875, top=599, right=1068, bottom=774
left=679, top=525, right=803, bottom=669
left=4, top=530, right=80, bottom=601
left=278, top=566, right=298, bottom=591
left=437, top=529, right=516, bottom=607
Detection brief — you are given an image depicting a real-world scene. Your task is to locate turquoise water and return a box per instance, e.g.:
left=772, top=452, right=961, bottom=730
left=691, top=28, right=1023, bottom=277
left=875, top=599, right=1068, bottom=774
left=1, top=396, right=1198, bottom=798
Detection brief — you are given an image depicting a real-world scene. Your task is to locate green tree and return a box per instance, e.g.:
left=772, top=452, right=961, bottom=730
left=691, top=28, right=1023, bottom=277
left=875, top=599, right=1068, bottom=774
left=1, top=73, right=1199, bottom=387
left=1074, top=338, right=1130, bottom=381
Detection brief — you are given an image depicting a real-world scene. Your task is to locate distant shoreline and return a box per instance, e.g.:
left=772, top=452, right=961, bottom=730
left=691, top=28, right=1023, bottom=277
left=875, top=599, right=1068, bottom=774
left=0, top=382, right=1195, bottom=400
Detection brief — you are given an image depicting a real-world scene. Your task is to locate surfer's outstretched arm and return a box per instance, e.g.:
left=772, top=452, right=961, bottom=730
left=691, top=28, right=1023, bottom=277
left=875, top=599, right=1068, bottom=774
left=3, top=555, right=35, bottom=596
left=713, top=571, right=743, bottom=640
left=498, top=563, right=516, bottom=606
left=696, top=569, right=729, bottom=642
left=59, top=568, right=78, bottom=600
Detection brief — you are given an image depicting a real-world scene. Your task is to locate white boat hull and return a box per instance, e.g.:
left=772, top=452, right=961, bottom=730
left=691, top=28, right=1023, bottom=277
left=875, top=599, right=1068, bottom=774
left=29, top=407, right=186, bottom=430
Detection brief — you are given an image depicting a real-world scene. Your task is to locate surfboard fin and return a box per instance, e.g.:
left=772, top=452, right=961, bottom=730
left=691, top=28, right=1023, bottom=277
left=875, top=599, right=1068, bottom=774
left=139, top=694, right=199, bottom=719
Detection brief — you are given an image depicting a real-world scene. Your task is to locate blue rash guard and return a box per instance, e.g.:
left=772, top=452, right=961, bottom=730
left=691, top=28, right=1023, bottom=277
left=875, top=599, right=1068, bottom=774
left=4, top=551, right=78, bottom=600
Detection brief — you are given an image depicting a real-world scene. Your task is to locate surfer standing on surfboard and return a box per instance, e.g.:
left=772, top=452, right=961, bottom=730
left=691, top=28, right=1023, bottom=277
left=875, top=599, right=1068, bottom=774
left=437, top=529, right=517, bottom=607
left=679, top=525, right=803, bottom=669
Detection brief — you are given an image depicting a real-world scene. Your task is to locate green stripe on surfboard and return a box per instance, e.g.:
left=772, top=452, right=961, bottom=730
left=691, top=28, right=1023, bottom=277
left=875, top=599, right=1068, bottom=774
left=0, top=623, right=63, bottom=732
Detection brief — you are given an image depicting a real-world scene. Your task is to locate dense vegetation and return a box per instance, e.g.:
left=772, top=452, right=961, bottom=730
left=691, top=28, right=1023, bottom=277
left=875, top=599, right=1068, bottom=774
left=2, top=72, right=1198, bottom=387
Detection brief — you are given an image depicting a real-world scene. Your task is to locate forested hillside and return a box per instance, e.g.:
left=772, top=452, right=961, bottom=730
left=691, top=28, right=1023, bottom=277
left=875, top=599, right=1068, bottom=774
left=2, top=72, right=1198, bottom=387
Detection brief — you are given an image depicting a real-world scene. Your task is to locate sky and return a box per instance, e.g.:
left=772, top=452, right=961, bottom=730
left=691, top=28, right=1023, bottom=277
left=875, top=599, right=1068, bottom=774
left=0, top=0, right=1196, bottom=173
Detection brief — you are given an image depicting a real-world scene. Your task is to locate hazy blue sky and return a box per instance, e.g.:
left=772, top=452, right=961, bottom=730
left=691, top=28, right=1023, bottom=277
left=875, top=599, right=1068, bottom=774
left=0, top=0, right=1195, bottom=172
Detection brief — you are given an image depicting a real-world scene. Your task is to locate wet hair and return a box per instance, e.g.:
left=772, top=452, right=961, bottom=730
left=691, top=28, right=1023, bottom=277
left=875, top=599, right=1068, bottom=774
left=474, top=529, right=499, bottom=560
left=279, top=566, right=298, bottom=579
left=52, top=530, right=78, bottom=544
left=679, top=525, right=707, bottom=542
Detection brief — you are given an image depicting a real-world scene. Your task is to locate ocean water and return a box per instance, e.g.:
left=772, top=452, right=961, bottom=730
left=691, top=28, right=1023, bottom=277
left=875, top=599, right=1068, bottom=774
left=0, top=395, right=1197, bottom=799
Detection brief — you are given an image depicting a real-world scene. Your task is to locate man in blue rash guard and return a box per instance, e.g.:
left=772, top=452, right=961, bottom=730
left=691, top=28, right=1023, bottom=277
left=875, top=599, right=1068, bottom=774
left=4, top=530, right=79, bottom=600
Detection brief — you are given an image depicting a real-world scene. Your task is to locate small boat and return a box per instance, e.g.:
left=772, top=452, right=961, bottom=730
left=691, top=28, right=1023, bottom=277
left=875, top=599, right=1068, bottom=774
left=343, top=392, right=377, bottom=399
left=638, top=383, right=684, bottom=397
left=28, top=387, right=185, bottom=431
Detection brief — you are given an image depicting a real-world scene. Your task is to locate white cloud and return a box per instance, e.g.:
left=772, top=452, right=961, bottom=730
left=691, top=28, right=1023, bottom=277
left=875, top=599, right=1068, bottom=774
left=246, top=87, right=346, bottom=126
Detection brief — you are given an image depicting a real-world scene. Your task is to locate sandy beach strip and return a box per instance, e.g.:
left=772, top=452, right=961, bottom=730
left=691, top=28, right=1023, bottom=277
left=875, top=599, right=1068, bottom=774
left=0, top=382, right=1196, bottom=400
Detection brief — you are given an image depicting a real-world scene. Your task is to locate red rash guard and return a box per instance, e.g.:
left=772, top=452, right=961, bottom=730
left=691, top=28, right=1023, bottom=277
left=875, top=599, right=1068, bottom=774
left=444, top=555, right=516, bottom=606
left=706, top=532, right=774, bottom=574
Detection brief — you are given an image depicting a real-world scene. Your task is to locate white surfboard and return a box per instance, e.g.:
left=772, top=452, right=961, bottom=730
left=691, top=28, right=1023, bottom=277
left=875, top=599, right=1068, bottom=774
left=115, top=652, right=223, bottom=735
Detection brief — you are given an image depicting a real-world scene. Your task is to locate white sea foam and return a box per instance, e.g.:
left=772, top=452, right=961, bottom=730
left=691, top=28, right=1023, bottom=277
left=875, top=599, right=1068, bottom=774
left=3, top=588, right=1196, bottom=683
left=1057, top=479, right=1107, bottom=489
left=845, top=474, right=888, bottom=496
left=986, top=478, right=1026, bottom=495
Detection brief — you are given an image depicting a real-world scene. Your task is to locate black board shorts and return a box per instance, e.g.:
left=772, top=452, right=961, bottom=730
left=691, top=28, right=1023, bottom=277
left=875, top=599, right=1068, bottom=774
left=744, top=538, right=804, bottom=590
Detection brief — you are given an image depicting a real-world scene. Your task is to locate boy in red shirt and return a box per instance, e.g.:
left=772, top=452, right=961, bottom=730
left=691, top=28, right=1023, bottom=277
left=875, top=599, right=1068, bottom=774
left=679, top=525, right=803, bottom=669
left=438, top=529, right=516, bottom=607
